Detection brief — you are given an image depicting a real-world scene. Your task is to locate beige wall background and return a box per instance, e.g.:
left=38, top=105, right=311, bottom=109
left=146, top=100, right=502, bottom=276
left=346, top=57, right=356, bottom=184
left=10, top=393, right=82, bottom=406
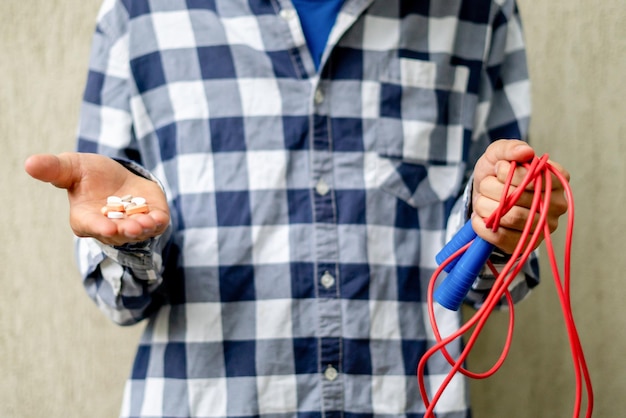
left=1, top=0, right=623, bottom=417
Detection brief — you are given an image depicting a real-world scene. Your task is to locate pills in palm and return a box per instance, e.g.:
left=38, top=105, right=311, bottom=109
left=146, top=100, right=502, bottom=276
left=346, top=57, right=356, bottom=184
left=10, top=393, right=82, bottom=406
left=131, top=196, right=146, bottom=205
left=103, top=195, right=149, bottom=218
left=125, top=202, right=149, bottom=216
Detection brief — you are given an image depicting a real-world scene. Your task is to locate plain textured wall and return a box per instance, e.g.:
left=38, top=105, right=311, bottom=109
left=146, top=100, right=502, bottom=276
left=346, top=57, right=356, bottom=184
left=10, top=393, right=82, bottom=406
left=3, top=1, right=624, bottom=417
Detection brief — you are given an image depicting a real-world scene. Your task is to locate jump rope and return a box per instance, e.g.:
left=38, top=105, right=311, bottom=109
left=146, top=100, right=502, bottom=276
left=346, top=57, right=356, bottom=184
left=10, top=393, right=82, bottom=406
left=417, top=154, right=594, bottom=417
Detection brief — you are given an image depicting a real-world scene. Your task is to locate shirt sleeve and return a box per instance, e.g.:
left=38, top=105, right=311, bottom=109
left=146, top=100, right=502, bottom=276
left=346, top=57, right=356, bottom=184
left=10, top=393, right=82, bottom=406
left=450, top=0, right=539, bottom=307
left=74, top=1, right=169, bottom=325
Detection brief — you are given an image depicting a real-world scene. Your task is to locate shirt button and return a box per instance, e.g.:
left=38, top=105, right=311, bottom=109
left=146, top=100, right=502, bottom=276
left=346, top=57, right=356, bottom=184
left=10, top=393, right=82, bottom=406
left=315, top=178, right=330, bottom=196
left=279, top=8, right=297, bottom=20
left=321, top=271, right=335, bottom=289
left=314, top=88, right=324, bottom=104
left=324, top=365, right=338, bottom=381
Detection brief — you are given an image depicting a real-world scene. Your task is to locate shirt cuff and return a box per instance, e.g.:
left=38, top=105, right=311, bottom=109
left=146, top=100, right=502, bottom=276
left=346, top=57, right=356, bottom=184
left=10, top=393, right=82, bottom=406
left=98, top=239, right=162, bottom=283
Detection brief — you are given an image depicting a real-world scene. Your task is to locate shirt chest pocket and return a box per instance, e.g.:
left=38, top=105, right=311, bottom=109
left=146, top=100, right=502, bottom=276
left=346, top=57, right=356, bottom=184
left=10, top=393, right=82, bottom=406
left=374, top=58, right=471, bottom=207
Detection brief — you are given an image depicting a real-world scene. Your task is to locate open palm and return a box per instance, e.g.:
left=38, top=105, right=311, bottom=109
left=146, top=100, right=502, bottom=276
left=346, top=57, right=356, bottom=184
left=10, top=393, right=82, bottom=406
left=25, top=153, right=170, bottom=246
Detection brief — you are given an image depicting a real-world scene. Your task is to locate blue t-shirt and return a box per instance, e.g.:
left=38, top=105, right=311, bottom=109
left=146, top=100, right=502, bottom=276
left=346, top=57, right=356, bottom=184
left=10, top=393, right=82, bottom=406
left=292, top=0, right=345, bottom=69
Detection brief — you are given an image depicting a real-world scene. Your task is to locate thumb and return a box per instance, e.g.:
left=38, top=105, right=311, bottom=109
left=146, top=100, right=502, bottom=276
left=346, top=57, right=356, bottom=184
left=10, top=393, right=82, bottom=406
left=483, top=139, right=535, bottom=166
left=24, top=153, right=79, bottom=190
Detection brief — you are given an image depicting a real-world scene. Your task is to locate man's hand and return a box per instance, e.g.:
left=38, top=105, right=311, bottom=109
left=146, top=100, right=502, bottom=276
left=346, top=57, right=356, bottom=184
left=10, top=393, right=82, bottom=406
left=24, top=153, right=170, bottom=246
left=471, top=140, right=570, bottom=254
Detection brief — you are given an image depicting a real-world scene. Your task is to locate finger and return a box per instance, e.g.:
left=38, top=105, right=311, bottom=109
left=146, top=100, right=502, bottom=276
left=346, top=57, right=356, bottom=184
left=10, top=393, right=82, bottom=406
left=478, top=176, right=536, bottom=209
left=494, top=163, right=530, bottom=189
left=548, top=160, right=570, bottom=182
left=546, top=159, right=571, bottom=183
left=71, top=209, right=120, bottom=239
left=24, top=153, right=78, bottom=189
left=471, top=214, right=544, bottom=254
left=121, top=210, right=170, bottom=238
left=473, top=194, right=547, bottom=232
left=495, top=160, right=568, bottom=192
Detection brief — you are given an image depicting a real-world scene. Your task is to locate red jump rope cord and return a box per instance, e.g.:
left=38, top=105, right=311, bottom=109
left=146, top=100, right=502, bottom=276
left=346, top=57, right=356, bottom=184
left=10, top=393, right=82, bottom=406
left=417, top=155, right=593, bottom=417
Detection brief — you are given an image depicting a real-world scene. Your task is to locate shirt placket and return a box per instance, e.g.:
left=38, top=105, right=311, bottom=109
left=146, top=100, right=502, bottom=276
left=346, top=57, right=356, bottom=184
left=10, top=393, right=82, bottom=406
left=311, top=79, right=344, bottom=417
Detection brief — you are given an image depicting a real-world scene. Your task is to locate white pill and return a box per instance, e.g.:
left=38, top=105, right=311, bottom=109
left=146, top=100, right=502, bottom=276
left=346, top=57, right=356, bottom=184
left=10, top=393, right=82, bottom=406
left=107, top=196, right=122, bottom=204
left=131, top=197, right=146, bottom=206
left=107, top=211, right=124, bottom=219
left=121, top=194, right=133, bottom=202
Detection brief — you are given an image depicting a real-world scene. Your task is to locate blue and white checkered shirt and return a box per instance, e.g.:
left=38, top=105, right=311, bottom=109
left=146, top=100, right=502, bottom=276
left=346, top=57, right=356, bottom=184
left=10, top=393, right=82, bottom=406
left=75, top=1, right=539, bottom=417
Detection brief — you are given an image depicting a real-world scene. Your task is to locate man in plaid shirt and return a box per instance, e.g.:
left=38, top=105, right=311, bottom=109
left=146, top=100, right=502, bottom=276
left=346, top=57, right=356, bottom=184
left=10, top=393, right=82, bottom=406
left=25, top=0, right=569, bottom=417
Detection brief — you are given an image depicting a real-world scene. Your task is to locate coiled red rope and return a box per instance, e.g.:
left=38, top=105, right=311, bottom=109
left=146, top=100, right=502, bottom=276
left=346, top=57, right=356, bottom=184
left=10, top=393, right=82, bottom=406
left=417, top=155, right=593, bottom=417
